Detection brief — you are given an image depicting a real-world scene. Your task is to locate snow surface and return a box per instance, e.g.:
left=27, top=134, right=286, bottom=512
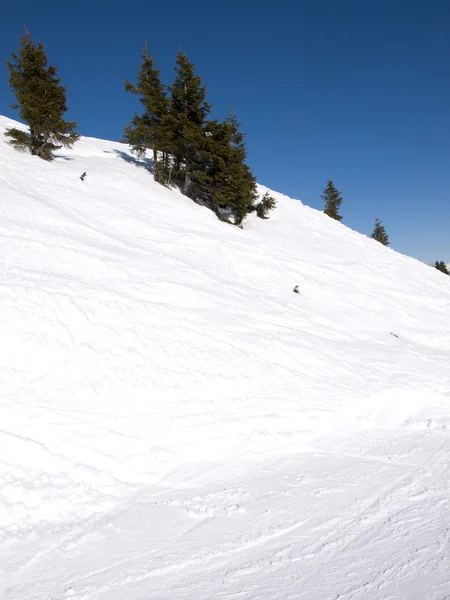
left=1, top=115, right=450, bottom=599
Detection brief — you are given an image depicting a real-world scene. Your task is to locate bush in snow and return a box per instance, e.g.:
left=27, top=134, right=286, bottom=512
left=255, top=192, right=277, bottom=219
left=434, top=261, right=449, bottom=275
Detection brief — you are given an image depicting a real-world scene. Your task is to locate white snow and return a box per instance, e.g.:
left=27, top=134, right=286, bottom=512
left=1, top=115, right=450, bottom=599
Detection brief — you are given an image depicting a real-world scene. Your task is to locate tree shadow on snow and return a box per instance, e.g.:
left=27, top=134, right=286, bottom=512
left=54, top=155, right=74, bottom=161
left=105, top=149, right=154, bottom=173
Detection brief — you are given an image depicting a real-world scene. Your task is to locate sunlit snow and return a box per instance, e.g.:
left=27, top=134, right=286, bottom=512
left=1, top=116, right=450, bottom=600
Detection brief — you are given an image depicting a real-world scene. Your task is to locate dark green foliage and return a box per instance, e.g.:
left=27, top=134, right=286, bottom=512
left=123, top=46, right=172, bottom=182
left=434, top=261, right=449, bottom=275
left=6, top=32, right=79, bottom=160
left=176, top=112, right=256, bottom=225
left=256, top=192, right=277, bottom=219
left=185, top=118, right=228, bottom=205
left=225, top=111, right=258, bottom=224
left=4, top=128, right=29, bottom=151
left=204, top=110, right=257, bottom=225
left=166, top=59, right=257, bottom=224
left=321, top=179, right=343, bottom=221
left=122, top=48, right=257, bottom=225
left=168, top=50, right=211, bottom=194
left=371, top=218, right=390, bottom=246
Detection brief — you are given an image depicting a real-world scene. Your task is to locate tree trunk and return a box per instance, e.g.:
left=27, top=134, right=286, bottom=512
left=183, top=171, right=192, bottom=195
left=152, top=149, right=158, bottom=181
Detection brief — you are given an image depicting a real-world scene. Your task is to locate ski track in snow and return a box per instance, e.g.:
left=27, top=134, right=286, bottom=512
left=1, top=116, right=450, bottom=599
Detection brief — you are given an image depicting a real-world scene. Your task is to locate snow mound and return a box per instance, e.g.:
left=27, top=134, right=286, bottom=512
left=1, top=116, right=450, bottom=599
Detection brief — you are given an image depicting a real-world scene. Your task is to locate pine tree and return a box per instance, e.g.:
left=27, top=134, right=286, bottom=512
left=197, top=111, right=257, bottom=225
left=371, top=218, right=390, bottom=246
left=220, top=110, right=257, bottom=224
left=321, top=179, right=343, bottom=221
left=5, top=32, right=79, bottom=160
left=168, top=51, right=211, bottom=194
left=123, top=45, right=172, bottom=182
left=190, top=117, right=230, bottom=204
left=434, top=261, right=449, bottom=275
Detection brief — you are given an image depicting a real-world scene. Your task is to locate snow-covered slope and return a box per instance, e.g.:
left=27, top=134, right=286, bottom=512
left=1, top=115, right=450, bottom=600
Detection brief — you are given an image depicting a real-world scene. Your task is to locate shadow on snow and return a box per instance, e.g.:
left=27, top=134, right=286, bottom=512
left=104, top=149, right=154, bottom=173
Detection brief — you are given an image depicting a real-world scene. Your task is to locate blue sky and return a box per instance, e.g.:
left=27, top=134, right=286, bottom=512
left=1, top=0, right=449, bottom=263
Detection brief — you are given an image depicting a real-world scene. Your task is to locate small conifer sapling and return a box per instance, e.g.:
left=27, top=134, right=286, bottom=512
left=434, top=261, right=449, bottom=275
left=321, top=179, right=343, bottom=221
left=256, top=192, right=277, bottom=219
left=371, top=218, right=390, bottom=246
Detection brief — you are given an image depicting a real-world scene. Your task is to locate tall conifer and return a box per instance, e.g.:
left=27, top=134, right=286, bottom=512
left=123, top=46, right=171, bottom=182
left=6, top=32, right=79, bottom=160
left=168, top=51, right=211, bottom=194
left=223, top=110, right=257, bottom=224
left=195, top=111, right=257, bottom=224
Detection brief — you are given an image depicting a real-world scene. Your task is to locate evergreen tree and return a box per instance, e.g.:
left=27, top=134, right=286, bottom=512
left=122, top=48, right=258, bottom=225
left=123, top=45, right=172, bottom=182
left=5, top=32, right=79, bottom=160
left=256, top=192, right=277, bottom=219
left=197, top=111, right=257, bottom=225
left=190, top=117, right=230, bottom=204
left=434, top=261, right=449, bottom=275
left=220, top=110, right=257, bottom=224
left=321, top=179, right=343, bottom=221
left=168, top=51, right=211, bottom=194
left=371, top=218, right=390, bottom=246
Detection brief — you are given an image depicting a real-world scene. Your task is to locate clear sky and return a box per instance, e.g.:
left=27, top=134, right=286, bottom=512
left=1, top=0, right=449, bottom=264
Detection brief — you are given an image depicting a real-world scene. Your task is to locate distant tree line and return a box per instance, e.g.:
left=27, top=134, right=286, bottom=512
left=320, top=180, right=448, bottom=272
left=320, top=179, right=390, bottom=247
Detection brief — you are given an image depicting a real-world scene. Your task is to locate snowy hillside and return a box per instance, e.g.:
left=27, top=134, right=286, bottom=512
left=2, top=115, right=450, bottom=600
